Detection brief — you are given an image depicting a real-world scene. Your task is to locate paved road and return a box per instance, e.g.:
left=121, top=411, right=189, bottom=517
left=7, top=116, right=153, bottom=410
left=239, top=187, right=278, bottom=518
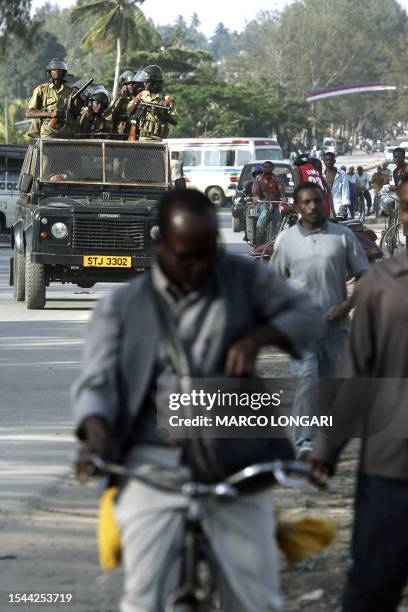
left=0, top=210, right=249, bottom=510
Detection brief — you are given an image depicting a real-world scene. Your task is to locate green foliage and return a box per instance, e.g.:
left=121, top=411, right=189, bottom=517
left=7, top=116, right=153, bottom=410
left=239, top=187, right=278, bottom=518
left=0, top=99, right=30, bottom=143
left=0, top=0, right=32, bottom=49
left=1, top=0, right=408, bottom=141
left=169, top=83, right=309, bottom=139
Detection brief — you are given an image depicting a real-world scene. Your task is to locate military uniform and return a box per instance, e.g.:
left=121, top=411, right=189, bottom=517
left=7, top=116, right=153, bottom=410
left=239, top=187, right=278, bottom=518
left=78, top=107, right=111, bottom=136
left=137, top=90, right=177, bottom=142
left=27, top=81, right=74, bottom=138
left=106, top=95, right=131, bottom=135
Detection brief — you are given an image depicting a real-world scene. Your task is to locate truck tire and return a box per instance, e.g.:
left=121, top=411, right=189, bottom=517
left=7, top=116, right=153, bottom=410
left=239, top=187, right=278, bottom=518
left=13, top=246, right=25, bottom=302
left=25, top=252, right=46, bottom=310
left=232, top=217, right=241, bottom=232
left=206, top=186, right=225, bottom=207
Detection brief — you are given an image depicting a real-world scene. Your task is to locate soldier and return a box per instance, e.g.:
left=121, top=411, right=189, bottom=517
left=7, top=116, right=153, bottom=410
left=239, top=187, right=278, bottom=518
left=108, top=70, right=145, bottom=136
left=130, top=65, right=177, bottom=142
left=26, top=58, right=75, bottom=138
left=78, top=90, right=111, bottom=137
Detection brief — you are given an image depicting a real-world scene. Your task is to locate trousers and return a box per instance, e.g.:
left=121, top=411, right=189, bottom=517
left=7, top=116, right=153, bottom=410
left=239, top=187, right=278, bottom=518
left=342, top=473, right=408, bottom=612
left=290, top=323, right=347, bottom=446
left=256, top=203, right=281, bottom=244
left=114, top=446, right=283, bottom=612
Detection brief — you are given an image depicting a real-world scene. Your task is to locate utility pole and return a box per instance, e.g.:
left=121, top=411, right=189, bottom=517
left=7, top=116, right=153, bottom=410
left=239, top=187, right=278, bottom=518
left=4, top=97, right=9, bottom=144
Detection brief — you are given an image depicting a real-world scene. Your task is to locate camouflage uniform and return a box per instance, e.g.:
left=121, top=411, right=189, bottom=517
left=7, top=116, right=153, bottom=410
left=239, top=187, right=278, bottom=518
left=137, top=90, right=177, bottom=142
left=106, top=94, right=131, bottom=135
left=27, top=81, right=74, bottom=138
left=78, top=107, right=111, bottom=136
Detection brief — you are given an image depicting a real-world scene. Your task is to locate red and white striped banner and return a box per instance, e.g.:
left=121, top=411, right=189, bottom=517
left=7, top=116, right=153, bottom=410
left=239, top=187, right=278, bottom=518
left=306, top=82, right=396, bottom=102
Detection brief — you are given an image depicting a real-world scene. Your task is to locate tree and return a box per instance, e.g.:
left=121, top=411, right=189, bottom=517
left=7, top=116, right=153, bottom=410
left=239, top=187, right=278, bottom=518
left=0, top=28, right=66, bottom=99
left=210, top=23, right=239, bottom=60
left=0, top=0, right=32, bottom=49
left=71, top=0, right=145, bottom=98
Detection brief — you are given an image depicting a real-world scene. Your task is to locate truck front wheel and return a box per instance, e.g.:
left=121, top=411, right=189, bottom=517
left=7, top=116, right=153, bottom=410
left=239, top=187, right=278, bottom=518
left=25, top=253, right=46, bottom=310
left=13, top=246, right=26, bottom=301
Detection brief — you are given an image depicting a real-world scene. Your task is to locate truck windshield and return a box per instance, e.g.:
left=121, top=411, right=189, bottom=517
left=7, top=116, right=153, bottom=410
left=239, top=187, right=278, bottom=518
left=40, top=140, right=169, bottom=187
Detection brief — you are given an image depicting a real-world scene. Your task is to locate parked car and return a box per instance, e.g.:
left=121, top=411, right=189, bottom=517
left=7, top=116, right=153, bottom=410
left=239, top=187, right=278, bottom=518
left=322, top=137, right=349, bottom=156
left=385, top=146, right=397, bottom=162
left=0, top=144, right=27, bottom=233
left=230, top=160, right=294, bottom=232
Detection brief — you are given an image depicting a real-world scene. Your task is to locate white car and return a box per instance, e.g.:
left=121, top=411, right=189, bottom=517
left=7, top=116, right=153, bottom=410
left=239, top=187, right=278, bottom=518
left=385, top=146, right=396, bottom=163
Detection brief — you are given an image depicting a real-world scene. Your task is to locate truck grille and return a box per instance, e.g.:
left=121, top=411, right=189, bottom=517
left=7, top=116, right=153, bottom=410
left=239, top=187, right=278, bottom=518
left=72, top=217, right=145, bottom=250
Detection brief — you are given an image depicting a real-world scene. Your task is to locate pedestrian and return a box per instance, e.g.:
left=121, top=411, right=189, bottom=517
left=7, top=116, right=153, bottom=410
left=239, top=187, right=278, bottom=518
left=170, top=151, right=186, bottom=189
left=26, top=58, right=75, bottom=138
left=371, top=165, right=389, bottom=217
left=293, top=153, right=334, bottom=217
left=270, top=183, right=369, bottom=459
left=73, top=188, right=323, bottom=612
left=355, top=166, right=372, bottom=215
left=323, top=152, right=351, bottom=218
left=391, top=147, right=408, bottom=190
left=252, top=160, right=286, bottom=245
left=311, top=177, right=408, bottom=612
left=243, top=164, right=263, bottom=197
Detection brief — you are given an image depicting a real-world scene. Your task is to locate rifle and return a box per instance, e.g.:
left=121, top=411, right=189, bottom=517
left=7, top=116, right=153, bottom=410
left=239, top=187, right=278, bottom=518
left=127, top=100, right=172, bottom=141
left=49, top=78, right=94, bottom=130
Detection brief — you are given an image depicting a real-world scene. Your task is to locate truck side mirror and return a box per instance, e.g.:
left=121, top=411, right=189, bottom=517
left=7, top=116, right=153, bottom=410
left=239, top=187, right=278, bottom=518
left=20, top=173, right=33, bottom=193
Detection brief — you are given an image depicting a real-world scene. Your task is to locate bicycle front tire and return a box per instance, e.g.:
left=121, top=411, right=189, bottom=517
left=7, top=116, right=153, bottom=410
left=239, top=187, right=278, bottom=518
left=380, top=222, right=402, bottom=257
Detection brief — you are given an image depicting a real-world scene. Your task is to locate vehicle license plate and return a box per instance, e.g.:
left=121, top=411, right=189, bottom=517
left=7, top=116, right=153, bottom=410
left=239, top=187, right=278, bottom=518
left=83, top=255, right=132, bottom=268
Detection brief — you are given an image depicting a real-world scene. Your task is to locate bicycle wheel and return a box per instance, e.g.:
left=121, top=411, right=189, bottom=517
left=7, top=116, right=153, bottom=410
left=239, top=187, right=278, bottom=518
left=380, top=222, right=403, bottom=257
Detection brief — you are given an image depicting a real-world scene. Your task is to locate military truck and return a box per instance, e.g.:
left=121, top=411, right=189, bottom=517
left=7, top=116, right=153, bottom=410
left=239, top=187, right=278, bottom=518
left=10, top=138, right=170, bottom=309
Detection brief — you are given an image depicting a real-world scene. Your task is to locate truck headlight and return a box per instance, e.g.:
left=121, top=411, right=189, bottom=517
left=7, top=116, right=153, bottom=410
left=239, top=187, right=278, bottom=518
left=51, top=222, right=68, bottom=239
left=150, top=225, right=160, bottom=240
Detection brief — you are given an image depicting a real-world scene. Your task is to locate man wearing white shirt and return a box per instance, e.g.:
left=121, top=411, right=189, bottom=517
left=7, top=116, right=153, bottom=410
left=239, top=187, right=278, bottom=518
left=355, top=166, right=372, bottom=215
left=323, top=152, right=351, bottom=218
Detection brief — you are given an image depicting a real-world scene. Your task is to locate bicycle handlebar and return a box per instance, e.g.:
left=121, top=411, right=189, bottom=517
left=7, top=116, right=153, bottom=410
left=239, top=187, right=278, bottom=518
left=82, top=454, right=317, bottom=497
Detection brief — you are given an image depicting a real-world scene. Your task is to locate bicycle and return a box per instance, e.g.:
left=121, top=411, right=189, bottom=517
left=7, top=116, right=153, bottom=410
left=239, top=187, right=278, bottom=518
left=253, top=203, right=298, bottom=262
left=378, top=189, right=408, bottom=257
left=86, top=454, right=317, bottom=612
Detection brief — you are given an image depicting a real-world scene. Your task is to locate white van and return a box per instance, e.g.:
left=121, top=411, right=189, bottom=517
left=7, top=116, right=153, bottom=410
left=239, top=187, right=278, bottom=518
left=0, top=145, right=27, bottom=233
left=165, top=138, right=283, bottom=206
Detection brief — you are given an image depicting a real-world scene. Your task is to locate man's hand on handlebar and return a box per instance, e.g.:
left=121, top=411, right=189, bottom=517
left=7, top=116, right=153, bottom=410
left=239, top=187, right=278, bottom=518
left=76, top=416, right=112, bottom=485
left=309, top=458, right=330, bottom=489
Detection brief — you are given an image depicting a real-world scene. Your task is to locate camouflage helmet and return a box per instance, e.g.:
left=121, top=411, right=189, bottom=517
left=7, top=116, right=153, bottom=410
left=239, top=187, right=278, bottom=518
left=143, top=65, right=164, bottom=82
left=46, top=58, right=68, bottom=73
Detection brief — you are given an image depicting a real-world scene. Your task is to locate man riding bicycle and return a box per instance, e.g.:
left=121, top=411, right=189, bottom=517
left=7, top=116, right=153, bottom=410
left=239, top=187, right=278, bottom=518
left=253, top=161, right=286, bottom=245
left=73, top=189, right=323, bottom=612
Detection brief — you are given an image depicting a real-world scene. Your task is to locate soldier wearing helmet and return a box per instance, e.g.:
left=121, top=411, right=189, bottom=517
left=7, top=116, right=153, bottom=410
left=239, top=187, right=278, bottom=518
left=78, top=88, right=112, bottom=136
left=26, top=58, right=75, bottom=138
left=108, top=69, right=145, bottom=136
left=128, top=65, right=177, bottom=142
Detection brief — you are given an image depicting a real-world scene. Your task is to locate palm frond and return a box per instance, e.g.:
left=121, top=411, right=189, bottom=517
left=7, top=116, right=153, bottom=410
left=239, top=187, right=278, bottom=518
left=71, top=0, right=114, bottom=24
left=81, top=7, right=119, bottom=50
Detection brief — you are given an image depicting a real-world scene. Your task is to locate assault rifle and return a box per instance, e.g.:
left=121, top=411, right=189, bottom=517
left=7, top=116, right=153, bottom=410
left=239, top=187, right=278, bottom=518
left=128, top=100, right=172, bottom=141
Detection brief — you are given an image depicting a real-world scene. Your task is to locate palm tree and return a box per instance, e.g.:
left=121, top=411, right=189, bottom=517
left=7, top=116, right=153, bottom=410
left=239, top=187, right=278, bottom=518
left=71, top=0, right=145, bottom=98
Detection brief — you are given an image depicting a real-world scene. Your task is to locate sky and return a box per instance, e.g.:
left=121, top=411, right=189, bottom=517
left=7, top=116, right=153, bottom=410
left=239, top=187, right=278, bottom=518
left=32, top=0, right=408, bottom=37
